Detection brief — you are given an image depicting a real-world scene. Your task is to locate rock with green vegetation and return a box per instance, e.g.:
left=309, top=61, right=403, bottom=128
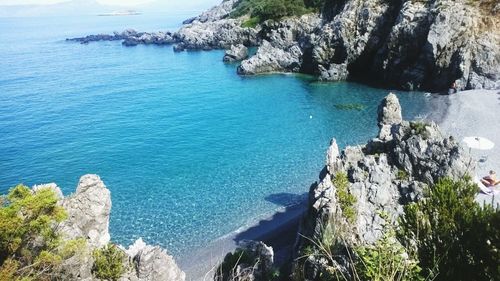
left=92, top=244, right=127, bottom=281
left=0, top=175, right=185, bottom=281
left=174, top=19, right=259, bottom=51
left=290, top=93, right=475, bottom=280
left=399, top=178, right=499, bottom=280
left=215, top=240, right=275, bottom=281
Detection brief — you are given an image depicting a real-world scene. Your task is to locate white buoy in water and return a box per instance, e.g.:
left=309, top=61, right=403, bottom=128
left=309, top=115, right=313, bottom=119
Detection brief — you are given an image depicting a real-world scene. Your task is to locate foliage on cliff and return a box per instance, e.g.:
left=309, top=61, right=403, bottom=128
left=92, top=244, right=127, bottom=281
left=230, top=0, right=324, bottom=22
left=0, top=185, right=85, bottom=280
left=399, top=178, right=500, bottom=280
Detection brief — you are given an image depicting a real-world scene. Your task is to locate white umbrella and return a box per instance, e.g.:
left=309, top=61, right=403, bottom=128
left=463, top=137, right=495, bottom=150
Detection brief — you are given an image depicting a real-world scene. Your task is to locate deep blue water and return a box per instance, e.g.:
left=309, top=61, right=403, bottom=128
left=0, top=14, right=432, bottom=257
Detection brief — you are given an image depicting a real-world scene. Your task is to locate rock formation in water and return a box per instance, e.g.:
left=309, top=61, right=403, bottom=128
left=223, top=44, right=249, bottom=62
left=33, top=175, right=185, bottom=281
left=67, top=0, right=499, bottom=91
left=213, top=93, right=474, bottom=280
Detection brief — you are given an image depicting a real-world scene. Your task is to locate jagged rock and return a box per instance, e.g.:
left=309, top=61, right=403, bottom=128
left=132, top=242, right=185, bottom=281
left=174, top=19, right=259, bottom=51
left=216, top=240, right=274, bottom=281
left=223, top=44, right=248, bottom=62
left=291, top=93, right=474, bottom=280
left=238, top=40, right=302, bottom=74
left=238, top=14, right=321, bottom=75
left=188, top=0, right=239, bottom=23
left=32, top=183, right=63, bottom=199
left=378, top=93, right=402, bottom=126
left=40, top=176, right=187, bottom=281
left=318, top=63, right=349, bottom=81
left=59, top=174, right=111, bottom=248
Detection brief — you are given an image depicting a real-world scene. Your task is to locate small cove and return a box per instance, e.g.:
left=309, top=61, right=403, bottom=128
left=0, top=14, right=434, bottom=257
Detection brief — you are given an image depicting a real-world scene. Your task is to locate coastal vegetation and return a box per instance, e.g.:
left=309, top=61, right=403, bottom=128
left=0, top=185, right=84, bottom=280
left=92, top=244, right=127, bottom=281
left=399, top=178, right=500, bottom=280
left=332, top=172, right=357, bottom=224
left=294, top=177, right=499, bottom=280
left=230, top=0, right=325, bottom=24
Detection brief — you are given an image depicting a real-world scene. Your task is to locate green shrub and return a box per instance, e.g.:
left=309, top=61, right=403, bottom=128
left=241, top=16, right=261, bottom=28
left=355, top=229, right=423, bottom=281
left=333, top=172, right=357, bottom=224
left=0, top=184, right=70, bottom=280
left=231, top=0, right=317, bottom=22
left=92, top=244, right=126, bottom=281
left=409, top=121, right=429, bottom=138
left=396, top=169, right=409, bottom=181
left=399, top=178, right=500, bottom=280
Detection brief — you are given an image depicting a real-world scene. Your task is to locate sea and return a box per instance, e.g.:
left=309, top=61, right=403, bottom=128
left=0, top=12, right=433, bottom=258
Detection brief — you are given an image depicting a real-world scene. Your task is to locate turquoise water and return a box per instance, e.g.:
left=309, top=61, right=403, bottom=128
left=0, top=14, right=431, bottom=256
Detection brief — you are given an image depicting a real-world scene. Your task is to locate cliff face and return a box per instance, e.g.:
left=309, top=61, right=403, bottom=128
left=68, top=0, right=499, bottom=91
left=179, top=0, right=499, bottom=91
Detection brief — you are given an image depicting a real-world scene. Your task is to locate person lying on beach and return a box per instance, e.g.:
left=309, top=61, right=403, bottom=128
left=480, top=170, right=500, bottom=187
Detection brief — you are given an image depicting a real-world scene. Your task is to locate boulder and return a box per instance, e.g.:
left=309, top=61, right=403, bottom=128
left=130, top=239, right=185, bottom=281
left=238, top=40, right=303, bottom=74
left=216, top=240, right=274, bottom=281
left=223, top=44, right=249, bottom=62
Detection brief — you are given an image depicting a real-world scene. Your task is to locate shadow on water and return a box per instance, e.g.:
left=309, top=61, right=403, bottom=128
left=232, top=191, right=310, bottom=266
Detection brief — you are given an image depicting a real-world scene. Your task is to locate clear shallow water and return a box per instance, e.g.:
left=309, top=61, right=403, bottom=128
left=0, top=14, right=431, bottom=256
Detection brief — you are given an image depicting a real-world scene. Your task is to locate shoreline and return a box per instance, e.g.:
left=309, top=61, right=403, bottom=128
left=430, top=89, right=500, bottom=206
left=178, top=89, right=500, bottom=280
left=177, top=201, right=307, bottom=281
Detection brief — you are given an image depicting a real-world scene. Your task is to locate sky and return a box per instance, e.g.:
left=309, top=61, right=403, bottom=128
left=0, top=0, right=214, bottom=6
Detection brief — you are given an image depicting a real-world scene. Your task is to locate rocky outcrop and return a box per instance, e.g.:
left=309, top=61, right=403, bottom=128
left=290, top=93, right=474, bottom=280
left=59, top=174, right=111, bottom=248
left=66, top=0, right=498, bottom=91
left=33, top=175, right=185, bottom=281
left=126, top=239, right=186, bottom=281
left=184, top=0, right=239, bottom=24
left=238, top=40, right=302, bottom=74
left=223, top=44, right=249, bottom=62
left=173, top=19, right=259, bottom=51
left=67, top=29, right=176, bottom=46
left=215, top=240, right=274, bottom=281
left=238, top=14, right=321, bottom=74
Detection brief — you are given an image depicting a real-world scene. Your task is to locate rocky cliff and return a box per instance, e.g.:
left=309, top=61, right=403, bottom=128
left=68, top=0, right=499, bottom=91
left=289, top=93, right=473, bottom=279
left=34, top=175, right=185, bottom=281
left=213, top=93, right=475, bottom=280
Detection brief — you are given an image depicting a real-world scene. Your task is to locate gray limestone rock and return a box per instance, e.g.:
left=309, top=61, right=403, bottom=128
left=59, top=174, right=111, bottom=248
left=131, top=240, right=185, bottom=281
left=378, top=92, right=402, bottom=128
left=291, top=93, right=475, bottom=280
left=238, top=40, right=303, bottom=74
left=223, top=44, right=249, bottom=62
